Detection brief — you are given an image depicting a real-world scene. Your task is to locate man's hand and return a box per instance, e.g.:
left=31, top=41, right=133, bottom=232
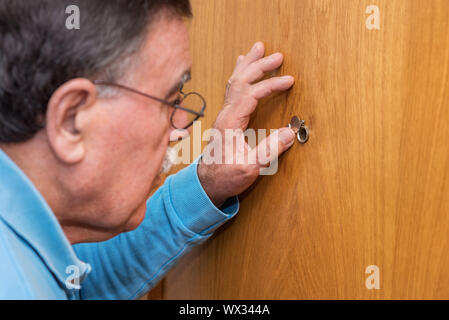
left=197, top=42, right=296, bottom=207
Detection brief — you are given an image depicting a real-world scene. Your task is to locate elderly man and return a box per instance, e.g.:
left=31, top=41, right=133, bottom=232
left=0, top=0, right=295, bottom=299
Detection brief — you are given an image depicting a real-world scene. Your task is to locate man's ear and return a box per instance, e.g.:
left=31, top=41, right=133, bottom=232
left=46, top=78, right=97, bottom=164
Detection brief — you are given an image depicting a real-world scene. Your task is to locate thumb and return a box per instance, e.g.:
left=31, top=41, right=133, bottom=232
left=249, top=127, right=296, bottom=167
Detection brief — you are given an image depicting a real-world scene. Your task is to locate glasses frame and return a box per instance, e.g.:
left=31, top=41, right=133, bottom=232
left=93, top=80, right=206, bottom=130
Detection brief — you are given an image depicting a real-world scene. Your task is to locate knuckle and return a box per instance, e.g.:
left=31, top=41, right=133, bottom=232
left=252, top=84, right=271, bottom=98
left=227, top=76, right=242, bottom=88
left=231, top=76, right=243, bottom=85
left=266, top=80, right=276, bottom=93
left=226, top=80, right=232, bottom=91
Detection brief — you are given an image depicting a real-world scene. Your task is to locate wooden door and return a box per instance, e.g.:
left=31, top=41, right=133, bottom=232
left=163, top=0, right=449, bottom=299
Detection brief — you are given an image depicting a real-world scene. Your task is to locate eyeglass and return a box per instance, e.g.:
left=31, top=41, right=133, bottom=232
left=92, top=80, right=206, bottom=130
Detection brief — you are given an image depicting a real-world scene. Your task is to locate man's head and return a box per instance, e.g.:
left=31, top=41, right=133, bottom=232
left=0, top=0, right=193, bottom=242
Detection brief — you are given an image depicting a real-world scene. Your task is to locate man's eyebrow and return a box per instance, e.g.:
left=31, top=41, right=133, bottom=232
left=165, top=69, right=192, bottom=100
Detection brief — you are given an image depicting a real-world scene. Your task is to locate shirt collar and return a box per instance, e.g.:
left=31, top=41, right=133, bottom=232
left=0, top=148, right=90, bottom=288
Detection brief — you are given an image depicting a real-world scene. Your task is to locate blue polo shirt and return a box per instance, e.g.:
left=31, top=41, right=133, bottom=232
left=0, top=149, right=239, bottom=299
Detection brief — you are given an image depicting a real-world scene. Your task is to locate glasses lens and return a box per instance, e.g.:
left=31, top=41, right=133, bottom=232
left=172, top=92, right=204, bottom=129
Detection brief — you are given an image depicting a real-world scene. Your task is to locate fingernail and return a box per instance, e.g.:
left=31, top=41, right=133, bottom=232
left=252, top=42, right=262, bottom=51
left=280, top=75, right=294, bottom=82
left=279, top=128, right=296, bottom=145
left=270, top=52, right=283, bottom=60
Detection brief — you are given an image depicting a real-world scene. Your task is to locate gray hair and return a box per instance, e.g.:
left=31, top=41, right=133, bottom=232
left=0, top=0, right=192, bottom=142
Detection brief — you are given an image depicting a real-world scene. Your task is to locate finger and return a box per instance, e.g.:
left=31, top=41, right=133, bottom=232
left=235, top=55, right=245, bottom=67
left=248, top=127, right=296, bottom=167
left=249, top=76, right=295, bottom=100
left=235, top=42, right=265, bottom=71
left=238, top=52, right=284, bottom=84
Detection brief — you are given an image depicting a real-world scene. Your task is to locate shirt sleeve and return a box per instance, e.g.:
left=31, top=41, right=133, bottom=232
left=72, top=157, right=239, bottom=300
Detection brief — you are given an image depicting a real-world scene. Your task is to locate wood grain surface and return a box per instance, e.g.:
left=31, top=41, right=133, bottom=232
left=160, top=0, right=449, bottom=299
